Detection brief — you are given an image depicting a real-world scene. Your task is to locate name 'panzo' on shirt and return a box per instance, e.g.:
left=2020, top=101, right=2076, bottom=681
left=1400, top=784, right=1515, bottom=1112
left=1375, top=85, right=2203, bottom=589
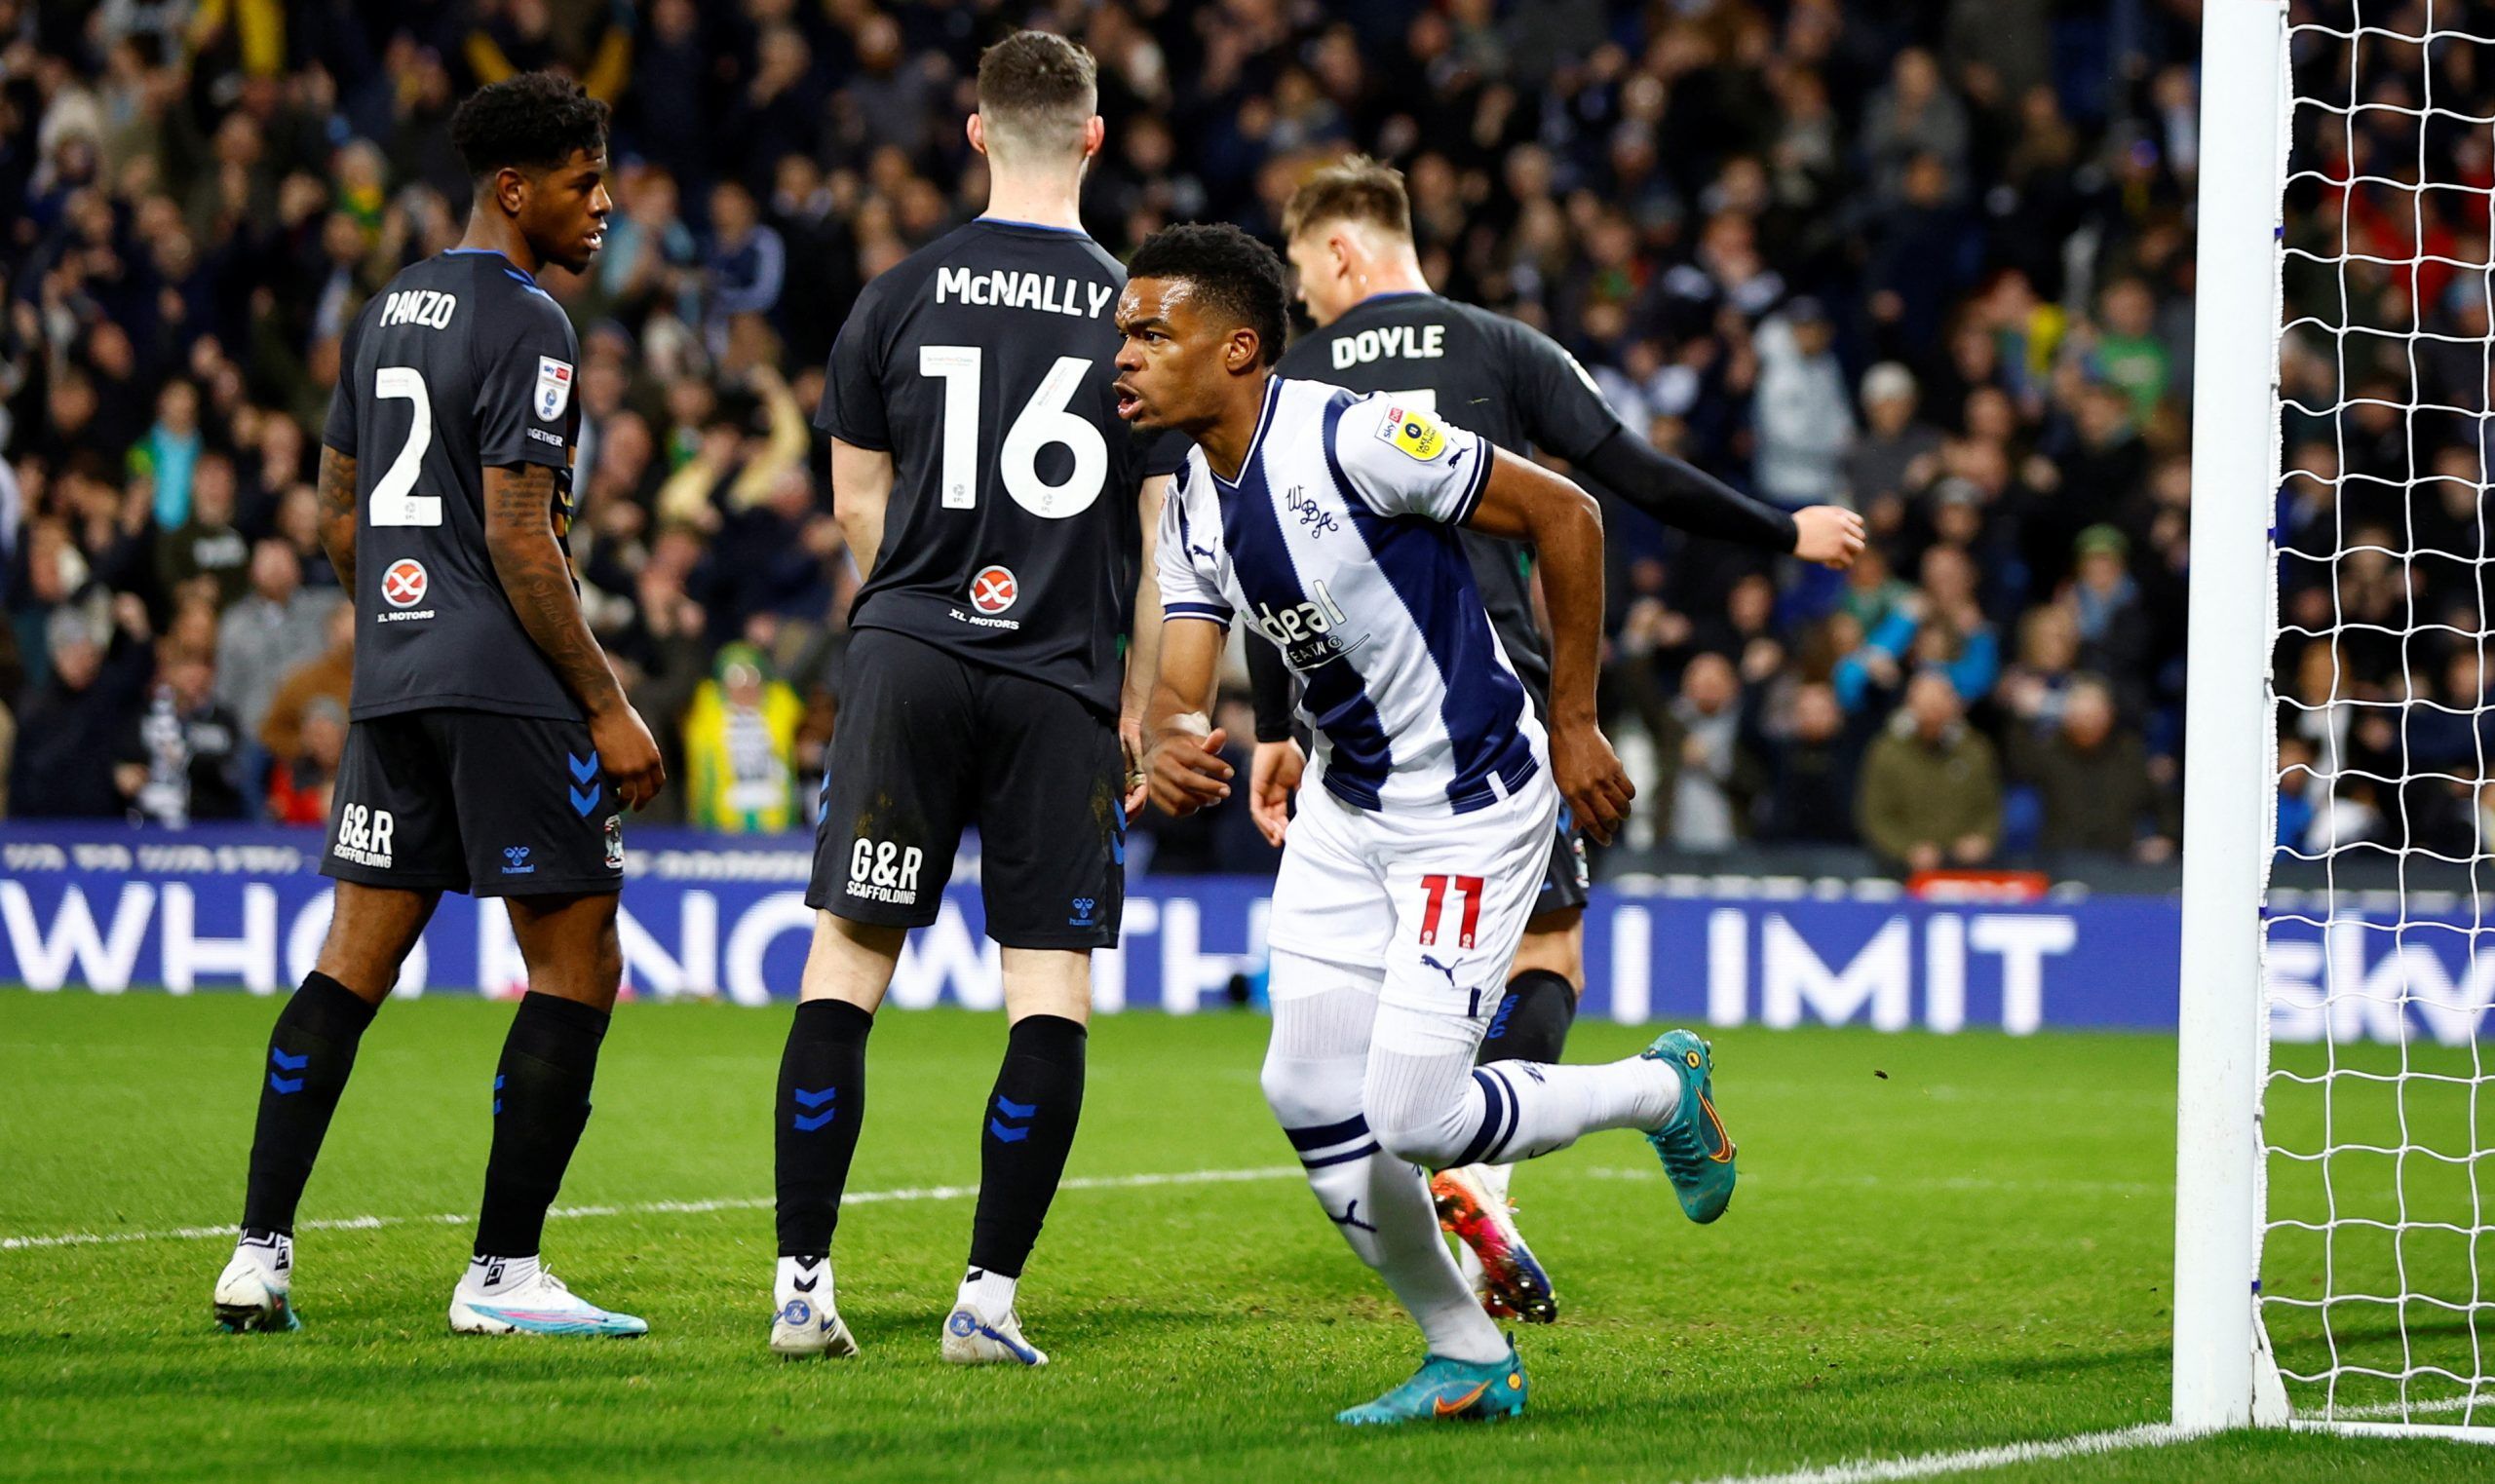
left=322, top=247, right=586, bottom=720
left=1156, top=378, right=1546, bottom=817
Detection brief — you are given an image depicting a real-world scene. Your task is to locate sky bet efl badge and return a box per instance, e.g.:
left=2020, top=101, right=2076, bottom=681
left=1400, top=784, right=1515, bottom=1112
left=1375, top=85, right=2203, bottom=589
left=535, top=356, right=573, bottom=421
left=1379, top=403, right=1445, bottom=461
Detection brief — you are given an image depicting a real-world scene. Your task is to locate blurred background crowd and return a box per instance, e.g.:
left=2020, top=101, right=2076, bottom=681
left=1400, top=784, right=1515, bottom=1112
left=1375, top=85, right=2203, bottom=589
left=0, top=0, right=2420, bottom=883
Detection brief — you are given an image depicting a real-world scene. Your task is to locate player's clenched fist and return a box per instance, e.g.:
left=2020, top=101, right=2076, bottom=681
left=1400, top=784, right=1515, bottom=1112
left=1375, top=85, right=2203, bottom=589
left=1147, top=725, right=1233, bottom=817
left=1791, top=505, right=1866, bottom=570
left=592, top=703, right=668, bottom=811
left=1550, top=718, right=1633, bottom=845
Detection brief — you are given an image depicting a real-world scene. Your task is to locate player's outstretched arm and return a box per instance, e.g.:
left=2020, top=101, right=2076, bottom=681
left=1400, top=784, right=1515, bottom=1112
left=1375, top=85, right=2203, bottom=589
left=315, top=446, right=360, bottom=592
left=1141, top=615, right=1233, bottom=818
left=829, top=438, right=895, bottom=579
left=1464, top=448, right=1635, bottom=843
left=482, top=462, right=666, bottom=809
left=1575, top=431, right=1864, bottom=569
left=1120, top=474, right=1174, bottom=814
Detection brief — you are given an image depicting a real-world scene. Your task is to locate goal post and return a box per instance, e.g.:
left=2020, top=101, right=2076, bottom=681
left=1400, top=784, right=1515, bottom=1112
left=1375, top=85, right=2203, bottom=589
left=2174, top=0, right=2288, bottom=1437
left=2179, top=0, right=2495, bottom=1443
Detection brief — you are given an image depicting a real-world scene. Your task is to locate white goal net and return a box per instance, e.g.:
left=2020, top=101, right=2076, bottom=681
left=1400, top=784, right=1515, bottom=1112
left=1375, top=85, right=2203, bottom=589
left=2245, top=0, right=2495, bottom=1435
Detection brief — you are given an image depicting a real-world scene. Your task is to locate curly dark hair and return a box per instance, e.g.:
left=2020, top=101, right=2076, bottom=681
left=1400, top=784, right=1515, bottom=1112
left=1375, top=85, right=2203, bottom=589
left=1126, top=223, right=1289, bottom=367
left=448, top=71, right=610, bottom=182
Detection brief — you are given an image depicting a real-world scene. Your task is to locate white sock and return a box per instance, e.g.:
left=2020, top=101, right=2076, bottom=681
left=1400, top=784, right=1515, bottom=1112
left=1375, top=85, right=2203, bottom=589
left=959, top=1265, right=1017, bottom=1317
left=1474, top=1158, right=1514, bottom=1205
left=1369, top=1003, right=1680, bottom=1167
left=466, top=1253, right=540, bottom=1294
left=233, top=1229, right=292, bottom=1281
left=1359, top=1153, right=1509, bottom=1363
left=777, top=1255, right=830, bottom=1303
left=1261, top=955, right=1506, bottom=1366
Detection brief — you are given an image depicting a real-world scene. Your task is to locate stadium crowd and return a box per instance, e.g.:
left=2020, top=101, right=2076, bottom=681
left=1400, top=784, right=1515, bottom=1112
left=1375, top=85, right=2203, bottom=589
left=0, top=0, right=2269, bottom=876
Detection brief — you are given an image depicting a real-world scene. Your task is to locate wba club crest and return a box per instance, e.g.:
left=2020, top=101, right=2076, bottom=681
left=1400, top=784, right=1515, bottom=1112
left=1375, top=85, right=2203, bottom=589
left=535, top=356, right=574, bottom=421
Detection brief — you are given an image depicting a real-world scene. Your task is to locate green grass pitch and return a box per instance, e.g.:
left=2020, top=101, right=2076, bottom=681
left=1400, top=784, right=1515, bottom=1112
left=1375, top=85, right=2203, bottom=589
left=0, top=989, right=2486, bottom=1481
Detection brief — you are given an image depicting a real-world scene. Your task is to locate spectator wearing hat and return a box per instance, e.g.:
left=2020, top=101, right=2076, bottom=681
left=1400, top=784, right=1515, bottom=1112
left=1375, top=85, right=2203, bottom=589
left=11, top=604, right=153, bottom=818
left=2070, top=523, right=2150, bottom=708
left=1753, top=296, right=1857, bottom=509
left=681, top=642, right=804, bottom=834
left=1846, top=361, right=1944, bottom=514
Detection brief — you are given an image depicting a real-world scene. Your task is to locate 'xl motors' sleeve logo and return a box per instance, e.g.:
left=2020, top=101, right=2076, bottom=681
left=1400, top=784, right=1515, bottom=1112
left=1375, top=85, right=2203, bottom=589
left=382, top=558, right=429, bottom=607
left=535, top=357, right=573, bottom=421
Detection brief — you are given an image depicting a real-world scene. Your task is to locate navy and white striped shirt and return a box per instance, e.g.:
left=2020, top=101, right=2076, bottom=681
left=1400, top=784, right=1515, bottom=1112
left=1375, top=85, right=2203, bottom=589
left=1156, top=377, right=1544, bottom=816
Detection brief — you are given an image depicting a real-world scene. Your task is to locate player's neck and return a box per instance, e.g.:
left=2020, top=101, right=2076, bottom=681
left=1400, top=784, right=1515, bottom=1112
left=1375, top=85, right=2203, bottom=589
left=980, top=171, right=1087, bottom=235
left=1349, top=249, right=1431, bottom=304
left=456, top=207, right=542, bottom=278
left=1197, top=374, right=1277, bottom=484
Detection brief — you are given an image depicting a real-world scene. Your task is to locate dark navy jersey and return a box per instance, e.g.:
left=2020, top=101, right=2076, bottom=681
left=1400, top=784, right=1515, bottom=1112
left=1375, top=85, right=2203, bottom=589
left=816, top=217, right=1181, bottom=716
left=1275, top=291, right=1626, bottom=704
left=322, top=247, right=584, bottom=722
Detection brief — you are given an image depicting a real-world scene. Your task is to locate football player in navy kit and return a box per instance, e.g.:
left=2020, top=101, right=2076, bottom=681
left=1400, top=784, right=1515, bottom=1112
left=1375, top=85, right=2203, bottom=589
left=767, top=31, right=1181, bottom=1366
left=1251, top=156, right=1863, bottom=1324
left=212, top=73, right=666, bottom=1339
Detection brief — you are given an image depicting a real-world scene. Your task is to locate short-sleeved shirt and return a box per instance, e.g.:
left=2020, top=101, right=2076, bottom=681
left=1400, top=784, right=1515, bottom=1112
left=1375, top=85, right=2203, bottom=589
left=1157, top=376, right=1541, bottom=816
left=1272, top=291, right=1625, bottom=704
left=816, top=217, right=1182, bottom=716
left=322, top=247, right=584, bottom=720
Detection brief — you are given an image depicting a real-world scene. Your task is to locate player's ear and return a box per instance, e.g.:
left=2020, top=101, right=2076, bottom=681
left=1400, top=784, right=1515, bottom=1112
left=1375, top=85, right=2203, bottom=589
left=966, top=112, right=988, bottom=158
left=1080, top=115, right=1105, bottom=160
left=1227, top=327, right=1259, bottom=374
left=493, top=166, right=529, bottom=219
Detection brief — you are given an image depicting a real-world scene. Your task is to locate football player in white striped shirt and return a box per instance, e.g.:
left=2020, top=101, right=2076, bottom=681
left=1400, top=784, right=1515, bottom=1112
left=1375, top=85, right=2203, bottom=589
left=1119, top=224, right=1738, bottom=1427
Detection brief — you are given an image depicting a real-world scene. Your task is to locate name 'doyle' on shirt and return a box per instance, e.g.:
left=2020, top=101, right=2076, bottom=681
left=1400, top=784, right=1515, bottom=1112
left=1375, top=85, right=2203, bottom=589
left=934, top=265, right=1116, bottom=318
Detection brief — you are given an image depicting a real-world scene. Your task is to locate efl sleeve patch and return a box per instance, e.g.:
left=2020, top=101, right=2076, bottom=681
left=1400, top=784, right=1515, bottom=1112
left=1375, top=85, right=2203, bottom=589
left=534, top=356, right=575, bottom=422
left=1376, top=403, right=1447, bottom=461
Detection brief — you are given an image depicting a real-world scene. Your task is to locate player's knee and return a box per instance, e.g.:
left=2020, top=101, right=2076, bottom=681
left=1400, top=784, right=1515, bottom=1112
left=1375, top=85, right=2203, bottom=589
left=1367, top=1085, right=1473, bottom=1169
left=1259, top=1051, right=1359, bottom=1132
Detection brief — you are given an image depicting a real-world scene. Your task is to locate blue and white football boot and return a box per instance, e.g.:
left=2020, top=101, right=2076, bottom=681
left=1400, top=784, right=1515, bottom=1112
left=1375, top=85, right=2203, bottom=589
left=939, top=1303, right=1048, bottom=1366
left=447, top=1264, right=647, bottom=1337
left=769, top=1257, right=859, bottom=1358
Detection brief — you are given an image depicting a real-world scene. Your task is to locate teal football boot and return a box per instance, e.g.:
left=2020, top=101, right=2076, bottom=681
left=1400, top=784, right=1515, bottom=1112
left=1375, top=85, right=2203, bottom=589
left=1642, top=1030, right=1737, bottom=1223
left=1335, top=1342, right=1527, bottom=1426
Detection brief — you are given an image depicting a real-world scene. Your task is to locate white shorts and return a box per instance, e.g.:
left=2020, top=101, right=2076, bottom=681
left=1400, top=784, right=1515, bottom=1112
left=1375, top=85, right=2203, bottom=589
left=1266, top=773, right=1559, bottom=1022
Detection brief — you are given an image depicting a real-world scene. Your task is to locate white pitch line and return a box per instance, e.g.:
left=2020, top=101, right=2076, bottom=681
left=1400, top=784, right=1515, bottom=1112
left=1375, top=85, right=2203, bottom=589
left=1688, top=1423, right=2192, bottom=1484
left=1697, top=1396, right=2495, bottom=1484
left=0, top=1165, right=1300, bottom=1254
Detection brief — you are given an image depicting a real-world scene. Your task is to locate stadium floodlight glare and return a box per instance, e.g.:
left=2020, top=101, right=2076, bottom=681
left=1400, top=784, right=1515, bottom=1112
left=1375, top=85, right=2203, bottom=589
left=2177, top=0, right=2495, bottom=1445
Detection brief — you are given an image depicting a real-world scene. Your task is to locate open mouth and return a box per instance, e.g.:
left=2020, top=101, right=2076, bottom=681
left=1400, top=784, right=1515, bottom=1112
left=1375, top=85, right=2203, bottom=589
left=1114, top=383, right=1144, bottom=421
left=584, top=226, right=607, bottom=253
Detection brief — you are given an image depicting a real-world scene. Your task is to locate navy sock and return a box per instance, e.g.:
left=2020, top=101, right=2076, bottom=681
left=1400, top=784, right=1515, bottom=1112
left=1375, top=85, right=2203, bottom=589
left=241, top=972, right=379, bottom=1236
left=473, top=992, right=609, bottom=1259
left=775, top=998, right=874, bottom=1259
left=1477, top=969, right=1578, bottom=1067
left=967, top=1014, right=1087, bottom=1277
